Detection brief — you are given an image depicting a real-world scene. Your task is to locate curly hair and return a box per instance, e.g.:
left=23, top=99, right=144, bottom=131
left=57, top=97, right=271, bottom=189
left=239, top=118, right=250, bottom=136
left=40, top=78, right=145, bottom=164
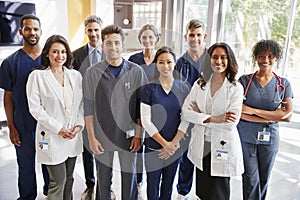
left=251, top=39, right=283, bottom=65
left=199, top=42, right=238, bottom=89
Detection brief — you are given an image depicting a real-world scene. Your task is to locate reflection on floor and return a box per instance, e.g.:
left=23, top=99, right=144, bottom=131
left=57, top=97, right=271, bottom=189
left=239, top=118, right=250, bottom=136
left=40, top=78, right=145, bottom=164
left=0, top=112, right=300, bottom=200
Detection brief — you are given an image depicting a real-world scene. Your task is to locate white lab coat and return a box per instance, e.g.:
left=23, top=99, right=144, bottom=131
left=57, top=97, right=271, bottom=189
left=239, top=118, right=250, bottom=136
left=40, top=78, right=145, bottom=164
left=27, top=67, right=84, bottom=165
left=179, top=77, right=244, bottom=177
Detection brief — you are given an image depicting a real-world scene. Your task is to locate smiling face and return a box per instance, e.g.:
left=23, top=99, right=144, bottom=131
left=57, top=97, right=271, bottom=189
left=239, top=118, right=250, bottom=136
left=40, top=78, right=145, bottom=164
left=85, top=22, right=101, bottom=48
left=19, top=18, right=42, bottom=46
left=47, top=42, right=67, bottom=68
left=185, top=27, right=206, bottom=51
left=210, top=47, right=228, bottom=75
left=256, top=50, right=277, bottom=72
left=156, top=52, right=175, bottom=79
left=102, top=33, right=124, bottom=63
left=140, top=29, right=157, bottom=49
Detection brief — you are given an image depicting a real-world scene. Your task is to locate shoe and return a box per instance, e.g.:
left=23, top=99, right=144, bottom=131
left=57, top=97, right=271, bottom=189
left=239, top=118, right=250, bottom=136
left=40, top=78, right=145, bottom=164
left=111, top=189, right=116, bottom=200
left=176, top=194, right=186, bottom=200
left=81, top=187, right=94, bottom=200
left=137, top=183, right=144, bottom=200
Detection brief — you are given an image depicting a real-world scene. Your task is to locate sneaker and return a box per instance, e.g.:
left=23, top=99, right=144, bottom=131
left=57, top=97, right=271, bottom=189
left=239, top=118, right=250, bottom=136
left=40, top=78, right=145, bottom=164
left=137, top=183, right=144, bottom=200
left=111, top=189, right=116, bottom=200
left=81, top=187, right=94, bottom=200
left=176, top=194, right=186, bottom=200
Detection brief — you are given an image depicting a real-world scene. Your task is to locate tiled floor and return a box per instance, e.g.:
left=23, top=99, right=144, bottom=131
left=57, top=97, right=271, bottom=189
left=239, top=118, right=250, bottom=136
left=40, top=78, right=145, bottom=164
left=0, top=111, right=300, bottom=200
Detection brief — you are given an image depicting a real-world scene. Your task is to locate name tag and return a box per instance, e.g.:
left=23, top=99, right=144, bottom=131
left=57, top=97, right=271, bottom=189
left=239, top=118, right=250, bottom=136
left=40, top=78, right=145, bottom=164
left=216, top=150, right=228, bottom=160
left=257, top=131, right=270, bottom=142
left=126, top=129, right=135, bottom=139
left=38, top=141, right=49, bottom=150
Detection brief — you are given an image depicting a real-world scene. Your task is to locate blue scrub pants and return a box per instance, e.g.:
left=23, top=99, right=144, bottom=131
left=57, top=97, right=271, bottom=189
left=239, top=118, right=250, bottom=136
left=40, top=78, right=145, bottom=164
left=15, top=131, right=49, bottom=200
left=241, top=141, right=278, bottom=200
left=82, top=145, right=95, bottom=188
left=145, top=147, right=181, bottom=200
left=95, top=151, right=137, bottom=200
left=136, top=145, right=144, bottom=184
left=177, top=131, right=194, bottom=196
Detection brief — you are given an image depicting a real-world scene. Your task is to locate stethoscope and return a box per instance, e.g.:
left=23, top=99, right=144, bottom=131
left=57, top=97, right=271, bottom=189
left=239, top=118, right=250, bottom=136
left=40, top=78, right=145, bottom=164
left=243, top=70, right=285, bottom=103
left=178, top=57, right=190, bottom=83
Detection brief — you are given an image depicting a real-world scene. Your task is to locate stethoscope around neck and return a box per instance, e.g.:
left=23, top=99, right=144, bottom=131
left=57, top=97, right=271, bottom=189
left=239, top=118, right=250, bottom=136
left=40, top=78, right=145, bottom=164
left=243, top=70, right=285, bottom=103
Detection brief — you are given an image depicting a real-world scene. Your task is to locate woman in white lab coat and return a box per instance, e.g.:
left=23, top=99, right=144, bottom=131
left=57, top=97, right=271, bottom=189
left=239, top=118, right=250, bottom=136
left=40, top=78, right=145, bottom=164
left=180, top=42, right=244, bottom=200
left=27, top=35, right=84, bottom=200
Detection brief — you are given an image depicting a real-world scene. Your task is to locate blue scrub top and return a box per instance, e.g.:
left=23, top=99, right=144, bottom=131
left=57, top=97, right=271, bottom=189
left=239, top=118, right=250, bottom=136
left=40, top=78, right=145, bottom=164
left=129, top=51, right=156, bottom=81
left=175, top=50, right=207, bottom=87
left=0, top=49, right=41, bottom=135
left=141, top=79, right=190, bottom=149
left=237, top=73, right=293, bottom=145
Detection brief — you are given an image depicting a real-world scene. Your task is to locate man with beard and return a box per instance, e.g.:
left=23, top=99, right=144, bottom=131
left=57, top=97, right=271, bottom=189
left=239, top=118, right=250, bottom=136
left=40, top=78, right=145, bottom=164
left=0, top=14, right=49, bottom=199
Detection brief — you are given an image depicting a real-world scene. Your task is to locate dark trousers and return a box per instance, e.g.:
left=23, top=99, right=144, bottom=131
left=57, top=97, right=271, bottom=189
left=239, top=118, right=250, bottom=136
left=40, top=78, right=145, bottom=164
left=145, top=147, right=181, bottom=200
left=241, top=142, right=278, bottom=200
left=196, top=143, right=230, bottom=200
left=95, top=151, right=137, bottom=200
left=177, top=150, right=194, bottom=195
left=136, top=145, right=144, bottom=184
left=15, top=131, right=49, bottom=200
left=177, top=127, right=194, bottom=196
left=82, top=145, right=95, bottom=188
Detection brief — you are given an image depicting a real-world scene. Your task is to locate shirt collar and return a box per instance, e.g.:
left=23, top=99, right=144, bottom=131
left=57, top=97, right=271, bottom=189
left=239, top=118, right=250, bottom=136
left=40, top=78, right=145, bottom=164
left=88, top=43, right=102, bottom=55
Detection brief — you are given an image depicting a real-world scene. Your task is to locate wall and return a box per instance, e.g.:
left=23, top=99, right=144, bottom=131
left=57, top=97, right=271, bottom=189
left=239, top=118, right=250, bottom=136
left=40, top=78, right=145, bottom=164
left=0, top=0, right=69, bottom=62
left=68, top=0, right=91, bottom=50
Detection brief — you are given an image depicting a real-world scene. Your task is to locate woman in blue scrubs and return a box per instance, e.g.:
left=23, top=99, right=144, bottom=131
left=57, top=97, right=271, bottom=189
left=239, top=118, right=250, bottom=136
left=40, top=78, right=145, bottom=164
left=129, top=24, right=160, bottom=81
left=140, top=46, right=189, bottom=200
left=238, top=39, right=293, bottom=200
left=128, top=24, right=160, bottom=197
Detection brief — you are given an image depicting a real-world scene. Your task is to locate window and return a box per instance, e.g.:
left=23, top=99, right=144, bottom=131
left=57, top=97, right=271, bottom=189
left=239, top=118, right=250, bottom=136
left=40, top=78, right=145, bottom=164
left=133, top=1, right=162, bottom=28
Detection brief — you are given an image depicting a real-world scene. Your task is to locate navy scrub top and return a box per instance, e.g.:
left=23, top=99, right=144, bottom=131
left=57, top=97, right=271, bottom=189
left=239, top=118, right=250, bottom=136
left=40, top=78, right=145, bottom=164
left=0, top=49, right=41, bottom=136
left=175, top=51, right=207, bottom=87
left=129, top=51, right=156, bottom=81
left=141, top=79, right=190, bottom=149
left=237, top=73, right=293, bottom=145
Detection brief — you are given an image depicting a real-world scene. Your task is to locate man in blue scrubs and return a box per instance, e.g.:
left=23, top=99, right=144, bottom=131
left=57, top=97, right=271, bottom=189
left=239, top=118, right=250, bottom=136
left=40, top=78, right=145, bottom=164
left=175, top=19, right=207, bottom=199
left=0, top=14, right=49, bottom=199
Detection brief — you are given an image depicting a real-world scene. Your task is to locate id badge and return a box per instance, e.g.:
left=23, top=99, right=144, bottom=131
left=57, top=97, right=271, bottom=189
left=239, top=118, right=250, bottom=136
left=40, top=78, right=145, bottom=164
left=38, top=141, right=49, bottom=150
left=216, top=150, right=228, bottom=160
left=126, top=129, right=135, bottom=139
left=257, top=131, right=270, bottom=142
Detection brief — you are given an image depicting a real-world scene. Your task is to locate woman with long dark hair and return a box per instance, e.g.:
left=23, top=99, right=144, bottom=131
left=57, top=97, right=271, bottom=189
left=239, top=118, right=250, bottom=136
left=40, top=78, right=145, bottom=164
left=181, top=42, right=244, bottom=200
left=27, top=35, right=84, bottom=200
